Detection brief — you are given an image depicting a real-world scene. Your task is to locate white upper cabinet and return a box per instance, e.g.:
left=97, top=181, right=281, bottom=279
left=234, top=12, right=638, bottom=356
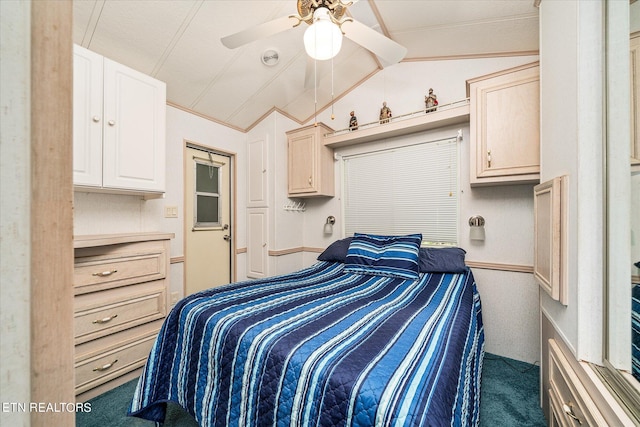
left=73, top=45, right=166, bottom=196
left=73, top=46, right=103, bottom=188
left=247, top=137, right=268, bottom=207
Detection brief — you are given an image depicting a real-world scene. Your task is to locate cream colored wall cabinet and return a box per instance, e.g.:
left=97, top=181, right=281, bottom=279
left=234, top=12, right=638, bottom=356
left=534, top=176, right=568, bottom=304
left=73, top=232, right=172, bottom=401
left=287, top=123, right=334, bottom=197
left=467, top=62, right=540, bottom=186
left=73, top=44, right=166, bottom=196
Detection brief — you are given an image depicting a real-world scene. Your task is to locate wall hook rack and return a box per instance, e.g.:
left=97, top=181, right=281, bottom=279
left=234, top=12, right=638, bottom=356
left=283, top=201, right=306, bottom=212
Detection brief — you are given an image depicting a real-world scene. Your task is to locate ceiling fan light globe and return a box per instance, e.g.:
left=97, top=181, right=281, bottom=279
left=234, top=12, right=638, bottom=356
left=303, top=9, right=342, bottom=60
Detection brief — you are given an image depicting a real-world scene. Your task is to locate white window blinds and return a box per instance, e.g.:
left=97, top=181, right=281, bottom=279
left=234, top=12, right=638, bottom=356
left=343, top=137, right=459, bottom=245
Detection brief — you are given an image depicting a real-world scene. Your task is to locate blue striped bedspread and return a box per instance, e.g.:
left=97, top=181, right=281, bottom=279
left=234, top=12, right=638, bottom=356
left=129, top=261, right=485, bottom=426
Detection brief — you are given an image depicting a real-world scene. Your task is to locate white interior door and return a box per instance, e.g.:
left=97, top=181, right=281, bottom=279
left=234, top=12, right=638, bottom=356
left=185, top=146, right=232, bottom=295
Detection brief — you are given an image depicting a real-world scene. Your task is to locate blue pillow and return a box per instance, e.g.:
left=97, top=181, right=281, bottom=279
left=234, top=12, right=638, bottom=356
left=317, top=237, right=353, bottom=262
left=418, top=247, right=467, bottom=273
left=344, top=233, right=421, bottom=280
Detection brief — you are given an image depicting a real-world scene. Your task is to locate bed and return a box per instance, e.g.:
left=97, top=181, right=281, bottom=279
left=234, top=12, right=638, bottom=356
left=129, top=234, right=485, bottom=426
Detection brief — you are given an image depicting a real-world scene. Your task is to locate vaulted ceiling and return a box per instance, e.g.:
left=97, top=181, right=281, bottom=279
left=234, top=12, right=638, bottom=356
left=73, top=0, right=539, bottom=132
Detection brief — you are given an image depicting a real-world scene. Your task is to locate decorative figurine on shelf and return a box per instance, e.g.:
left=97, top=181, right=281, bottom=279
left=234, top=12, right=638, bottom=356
left=379, top=101, right=392, bottom=124
left=425, top=88, right=438, bottom=113
left=349, top=111, right=358, bottom=130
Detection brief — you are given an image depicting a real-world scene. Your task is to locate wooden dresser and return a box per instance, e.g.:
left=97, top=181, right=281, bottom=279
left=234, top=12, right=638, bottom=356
left=73, top=232, right=173, bottom=401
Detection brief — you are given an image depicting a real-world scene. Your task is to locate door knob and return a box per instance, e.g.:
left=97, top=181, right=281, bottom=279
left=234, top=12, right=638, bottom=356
left=223, top=235, right=231, bottom=242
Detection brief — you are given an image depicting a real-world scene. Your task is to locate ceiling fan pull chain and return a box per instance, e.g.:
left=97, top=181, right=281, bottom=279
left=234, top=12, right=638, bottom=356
left=314, top=53, right=318, bottom=126
left=330, top=55, right=335, bottom=120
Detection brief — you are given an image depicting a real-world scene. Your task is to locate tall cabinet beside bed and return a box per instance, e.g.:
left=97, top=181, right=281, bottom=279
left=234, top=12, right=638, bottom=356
left=73, top=232, right=173, bottom=401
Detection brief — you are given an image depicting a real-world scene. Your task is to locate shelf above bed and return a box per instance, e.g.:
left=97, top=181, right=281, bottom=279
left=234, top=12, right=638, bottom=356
left=323, top=99, right=470, bottom=148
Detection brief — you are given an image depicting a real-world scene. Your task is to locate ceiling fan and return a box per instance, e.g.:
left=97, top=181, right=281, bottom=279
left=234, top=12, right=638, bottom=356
left=221, top=0, right=407, bottom=67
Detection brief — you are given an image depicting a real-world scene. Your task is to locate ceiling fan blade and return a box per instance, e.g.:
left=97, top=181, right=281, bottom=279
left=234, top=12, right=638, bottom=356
left=304, top=56, right=331, bottom=89
left=221, top=15, right=299, bottom=49
left=341, top=19, right=407, bottom=66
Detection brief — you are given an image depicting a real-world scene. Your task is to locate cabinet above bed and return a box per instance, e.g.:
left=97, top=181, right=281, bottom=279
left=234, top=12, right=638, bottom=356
left=467, top=62, right=540, bottom=187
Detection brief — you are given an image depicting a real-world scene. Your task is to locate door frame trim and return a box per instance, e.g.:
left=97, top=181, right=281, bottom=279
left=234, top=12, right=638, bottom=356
left=183, top=141, right=237, bottom=294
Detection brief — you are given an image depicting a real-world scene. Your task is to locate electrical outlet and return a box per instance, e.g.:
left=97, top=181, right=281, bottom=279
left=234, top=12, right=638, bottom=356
left=164, top=206, right=178, bottom=218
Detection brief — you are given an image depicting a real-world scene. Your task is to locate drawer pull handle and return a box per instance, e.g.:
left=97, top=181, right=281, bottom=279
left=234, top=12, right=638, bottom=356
left=92, top=359, right=118, bottom=372
left=92, top=269, right=117, bottom=277
left=562, top=403, right=582, bottom=424
left=92, top=314, right=118, bottom=324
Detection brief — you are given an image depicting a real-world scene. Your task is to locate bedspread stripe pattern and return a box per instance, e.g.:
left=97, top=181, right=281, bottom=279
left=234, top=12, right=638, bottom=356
left=130, top=261, right=484, bottom=427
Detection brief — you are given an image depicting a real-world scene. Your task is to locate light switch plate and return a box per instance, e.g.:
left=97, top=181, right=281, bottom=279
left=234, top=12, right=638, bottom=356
left=164, top=206, right=178, bottom=218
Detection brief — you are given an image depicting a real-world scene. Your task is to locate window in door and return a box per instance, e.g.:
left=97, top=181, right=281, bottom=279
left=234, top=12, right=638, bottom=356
left=194, top=159, right=221, bottom=228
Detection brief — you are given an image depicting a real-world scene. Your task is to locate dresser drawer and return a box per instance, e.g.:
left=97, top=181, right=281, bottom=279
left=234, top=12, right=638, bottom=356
left=74, top=251, right=166, bottom=294
left=74, top=327, right=159, bottom=395
left=74, top=280, right=166, bottom=344
left=548, top=339, right=605, bottom=426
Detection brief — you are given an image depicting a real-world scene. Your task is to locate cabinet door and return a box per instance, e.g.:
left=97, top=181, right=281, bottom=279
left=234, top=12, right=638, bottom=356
left=102, top=59, right=166, bottom=192
left=534, top=176, right=567, bottom=305
left=288, top=132, right=317, bottom=195
left=247, top=209, right=268, bottom=278
left=248, top=137, right=268, bottom=207
left=469, top=63, right=540, bottom=186
left=73, top=45, right=103, bottom=187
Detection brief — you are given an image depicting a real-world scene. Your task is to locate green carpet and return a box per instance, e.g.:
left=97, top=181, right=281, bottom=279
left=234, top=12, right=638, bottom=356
left=77, top=353, right=546, bottom=426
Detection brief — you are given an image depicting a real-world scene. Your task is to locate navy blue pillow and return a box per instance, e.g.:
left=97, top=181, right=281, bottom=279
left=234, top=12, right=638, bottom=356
left=317, top=237, right=353, bottom=262
left=344, top=233, right=422, bottom=280
left=418, top=247, right=467, bottom=273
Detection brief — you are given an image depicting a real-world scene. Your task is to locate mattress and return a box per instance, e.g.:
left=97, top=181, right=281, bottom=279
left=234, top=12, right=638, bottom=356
left=129, top=261, right=484, bottom=426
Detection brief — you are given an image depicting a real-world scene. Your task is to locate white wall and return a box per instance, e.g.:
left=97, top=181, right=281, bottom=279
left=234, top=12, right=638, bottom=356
left=299, top=56, right=542, bottom=363
left=74, top=55, right=543, bottom=364
left=74, top=105, right=247, bottom=301
left=539, top=0, right=604, bottom=363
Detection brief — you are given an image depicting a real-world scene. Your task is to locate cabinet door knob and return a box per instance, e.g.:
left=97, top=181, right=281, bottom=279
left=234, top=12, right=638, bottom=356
left=308, top=176, right=312, bottom=185
left=108, top=120, right=115, bottom=126
left=92, top=269, right=117, bottom=277
left=562, top=403, right=582, bottom=424
left=92, top=359, right=118, bottom=372
left=92, top=116, right=100, bottom=123
left=487, top=150, right=492, bottom=168
left=92, top=314, right=118, bottom=324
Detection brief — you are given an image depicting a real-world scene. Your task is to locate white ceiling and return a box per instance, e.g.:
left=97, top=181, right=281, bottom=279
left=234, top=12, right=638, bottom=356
left=73, top=0, right=539, bottom=132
